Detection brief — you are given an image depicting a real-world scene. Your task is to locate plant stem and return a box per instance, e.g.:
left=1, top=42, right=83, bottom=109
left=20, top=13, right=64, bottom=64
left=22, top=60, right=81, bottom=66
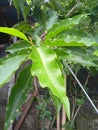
left=14, top=95, right=33, bottom=130
left=72, top=106, right=81, bottom=122
left=62, top=105, right=66, bottom=130
left=66, top=1, right=81, bottom=17
left=61, top=75, right=67, bottom=130
left=57, top=113, right=60, bottom=130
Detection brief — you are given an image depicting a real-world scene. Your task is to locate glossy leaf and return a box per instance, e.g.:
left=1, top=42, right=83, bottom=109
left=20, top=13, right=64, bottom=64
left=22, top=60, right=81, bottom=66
left=0, top=27, right=29, bottom=42
left=29, top=46, right=70, bottom=119
left=45, top=14, right=87, bottom=39
left=45, top=29, right=97, bottom=46
left=0, top=49, right=31, bottom=88
left=4, top=64, right=33, bottom=130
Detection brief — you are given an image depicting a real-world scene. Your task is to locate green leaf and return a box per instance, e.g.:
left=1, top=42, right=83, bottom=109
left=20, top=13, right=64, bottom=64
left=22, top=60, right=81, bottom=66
left=50, top=92, right=61, bottom=114
left=0, top=49, right=31, bottom=88
left=13, top=0, right=19, bottom=11
left=4, top=64, right=33, bottom=130
left=55, top=47, right=97, bottom=67
left=13, top=0, right=28, bottom=20
left=45, top=29, right=97, bottom=46
left=45, top=14, right=87, bottom=39
left=93, top=50, right=98, bottom=56
left=26, top=0, right=32, bottom=5
left=14, top=21, right=32, bottom=34
left=19, top=0, right=28, bottom=20
left=46, top=10, right=58, bottom=30
left=7, top=40, right=31, bottom=53
left=33, top=6, right=46, bottom=25
left=0, top=27, right=29, bottom=42
left=29, top=46, right=70, bottom=119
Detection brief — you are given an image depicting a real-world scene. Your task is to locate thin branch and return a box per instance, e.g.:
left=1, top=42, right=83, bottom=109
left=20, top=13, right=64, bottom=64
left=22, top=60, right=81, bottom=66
left=14, top=77, right=39, bottom=130
left=66, top=63, right=98, bottom=114
left=50, top=115, right=56, bottom=129
left=66, top=1, right=81, bottom=17
left=84, top=71, right=90, bottom=87
left=14, top=94, right=33, bottom=130
left=71, top=96, right=75, bottom=120
left=57, top=113, right=60, bottom=130
left=62, top=105, right=66, bottom=130
left=61, top=75, right=66, bottom=130
left=72, top=106, right=81, bottom=122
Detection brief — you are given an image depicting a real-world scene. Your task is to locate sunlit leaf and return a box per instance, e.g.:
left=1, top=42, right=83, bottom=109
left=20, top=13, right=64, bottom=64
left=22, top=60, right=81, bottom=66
left=93, top=50, right=98, bottom=56
left=0, top=27, right=29, bottom=42
left=45, top=29, right=97, bottom=46
left=29, top=46, right=70, bottom=119
left=0, top=49, right=31, bottom=88
left=45, top=14, right=87, bottom=39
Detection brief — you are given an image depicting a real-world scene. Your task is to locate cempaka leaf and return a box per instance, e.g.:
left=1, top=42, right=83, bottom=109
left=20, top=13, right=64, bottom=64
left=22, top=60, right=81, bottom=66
left=45, top=29, right=97, bottom=46
left=0, top=49, right=31, bottom=88
left=4, top=64, right=33, bottom=130
left=45, top=14, right=86, bottom=39
left=55, top=47, right=97, bottom=67
left=0, top=27, right=29, bottom=42
left=29, top=46, right=70, bottom=119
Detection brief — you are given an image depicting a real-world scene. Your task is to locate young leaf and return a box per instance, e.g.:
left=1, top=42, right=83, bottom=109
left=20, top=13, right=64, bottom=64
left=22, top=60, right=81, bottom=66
left=29, top=46, right=70, bottom=119
left=4, top=64, right=33, bottom=130
left=45, top=14, right=87, bottom=39
left=0, top=49, right=31, bottom=88
left=0, top=27, right=29, bottom=42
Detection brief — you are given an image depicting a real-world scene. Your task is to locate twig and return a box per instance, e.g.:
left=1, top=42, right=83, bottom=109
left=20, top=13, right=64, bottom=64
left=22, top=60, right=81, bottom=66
left=14, top=94, right=33, bottom=130
left=50, top=116, right=56, bottom=129
left=66, top=2, right=81, bottom=17
left=14, top=77, right=39, bottom=130
left=40, top=31, right=47, bottom=41
left=62, top=75, right=67, bottom=130
left=72, top=106, right=81, bottom=122
left=33, top=77, right=40, bottom=96
left=71, top=96, right=75, bottom=120
left=0, top=44, right=5, bottom=49
left=57, top=113, right=60, bottom=130
left=84, top=71, right=90, bottom=87
left=62, top=105, right=66, bottom=130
